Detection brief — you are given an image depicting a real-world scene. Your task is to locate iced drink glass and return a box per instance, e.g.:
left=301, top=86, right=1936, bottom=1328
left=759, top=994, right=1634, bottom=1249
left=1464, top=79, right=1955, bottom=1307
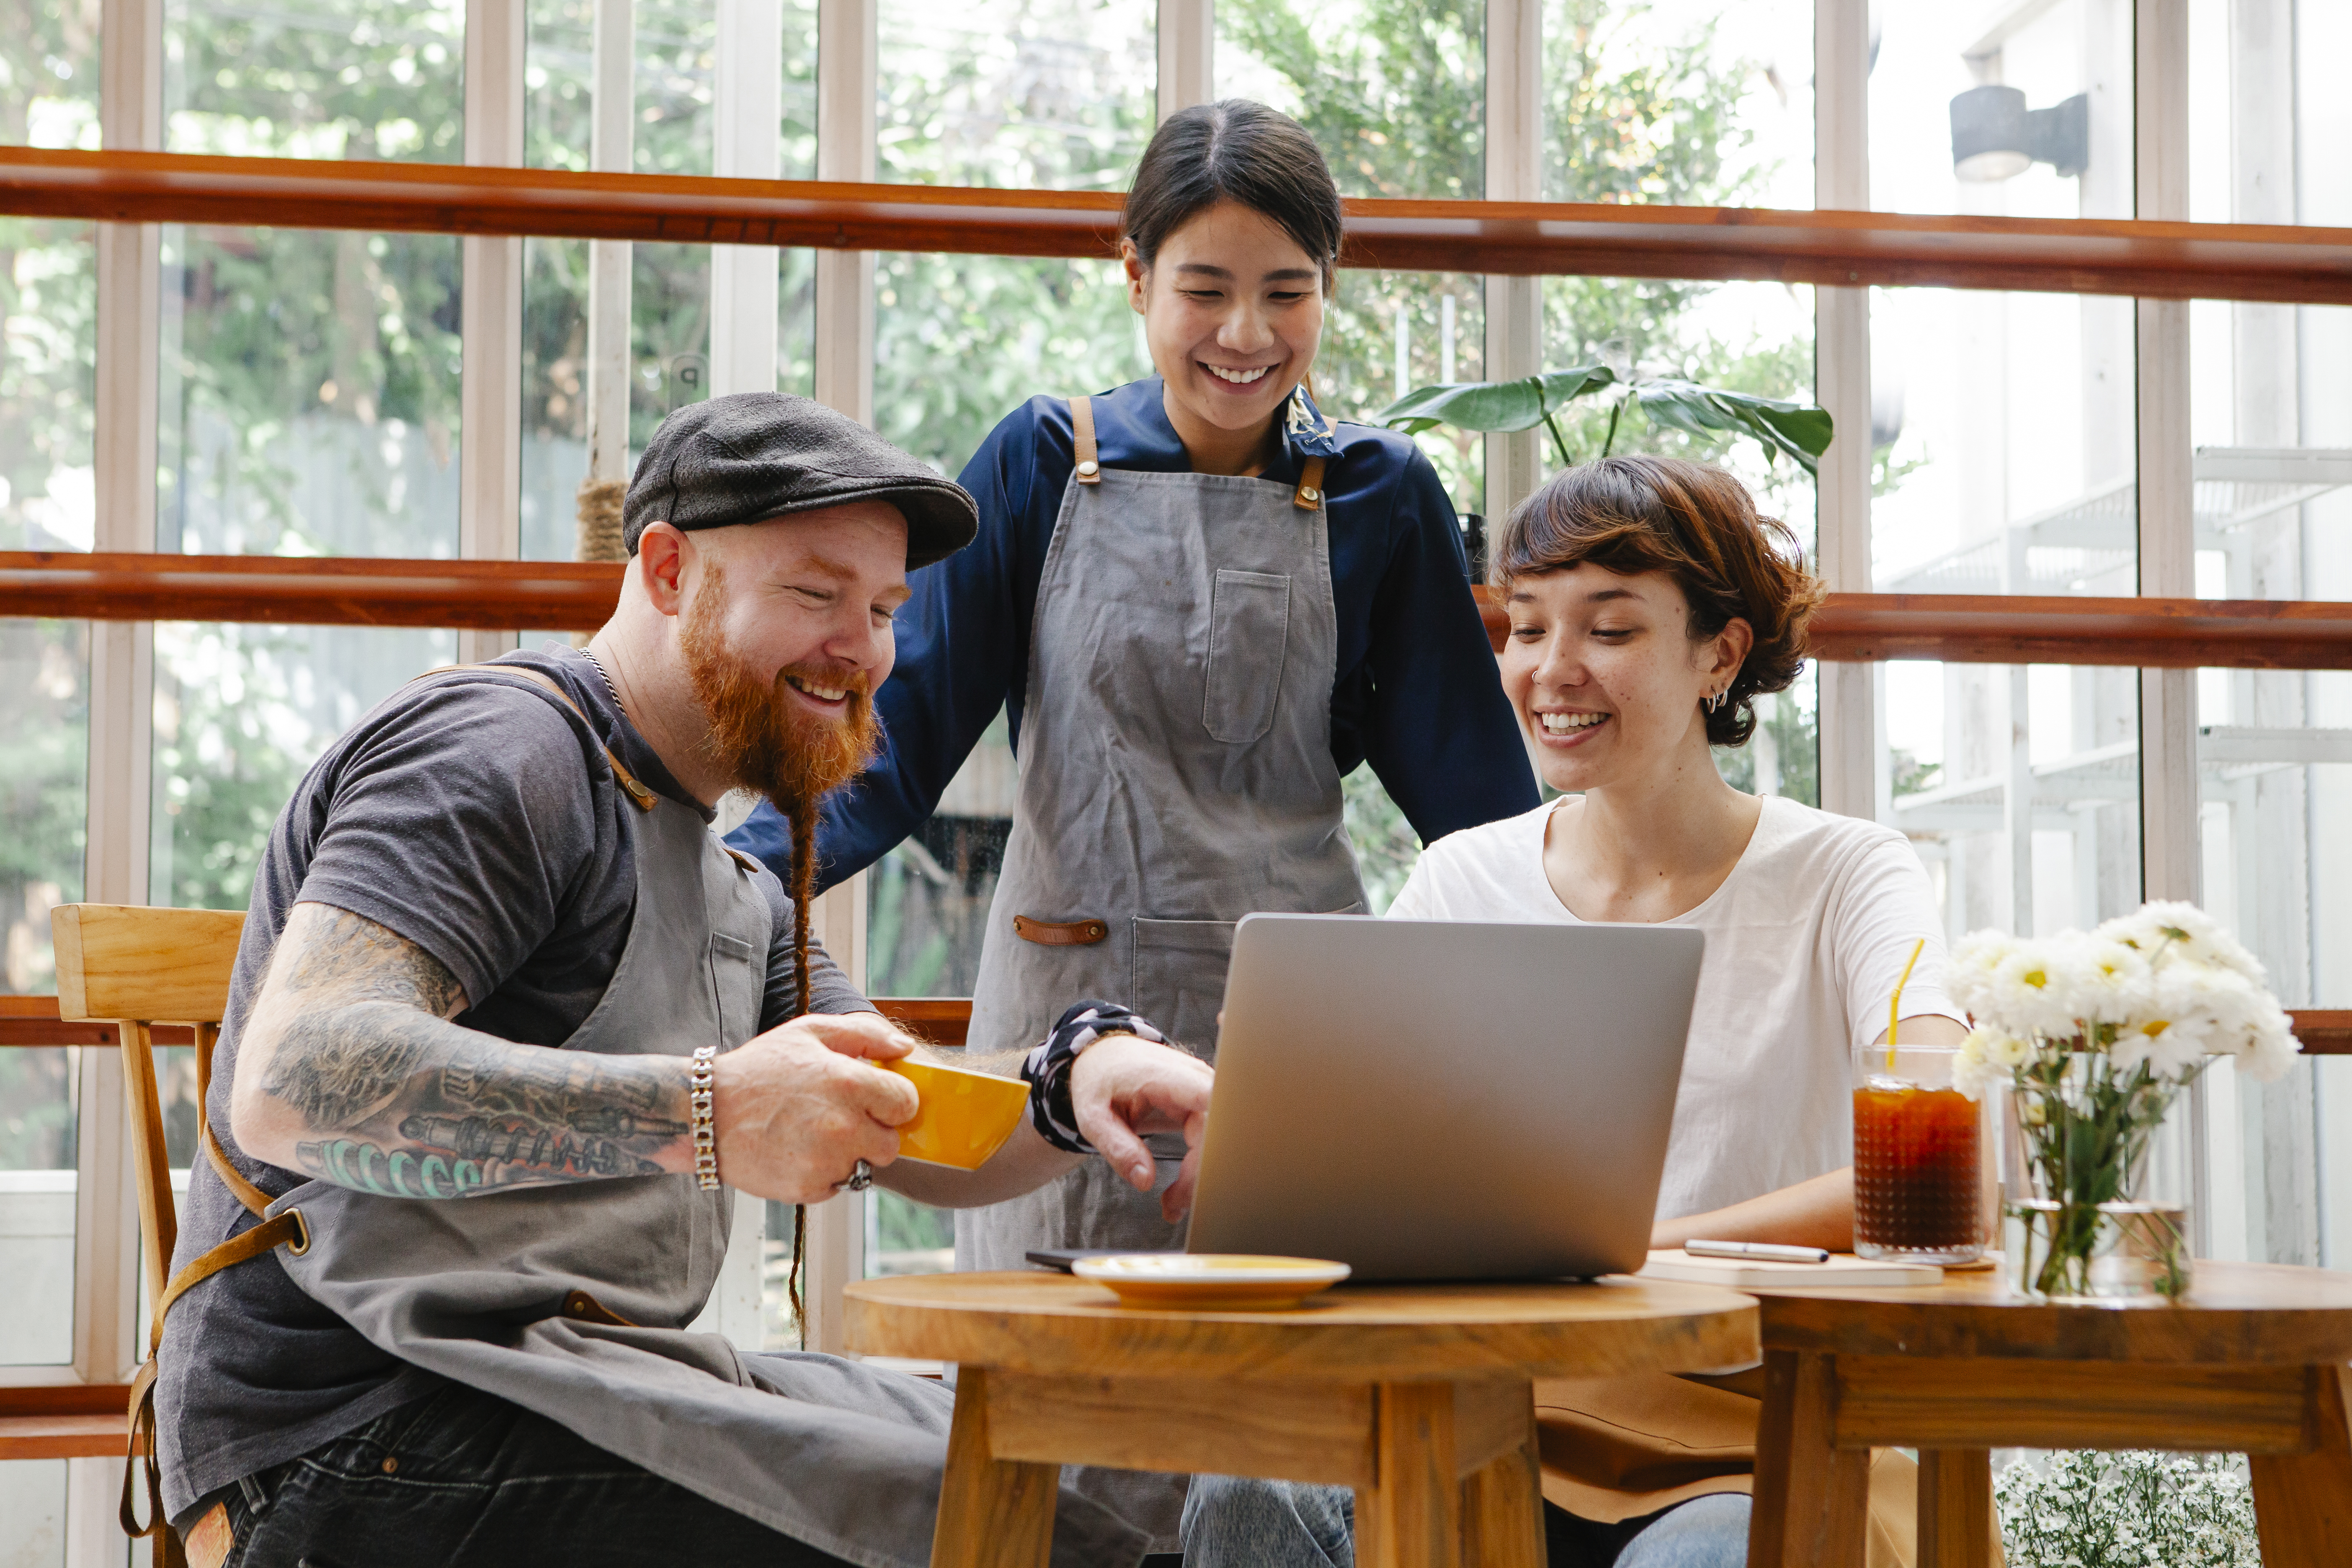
left=1852, top=1044, right=1987, bottom=1265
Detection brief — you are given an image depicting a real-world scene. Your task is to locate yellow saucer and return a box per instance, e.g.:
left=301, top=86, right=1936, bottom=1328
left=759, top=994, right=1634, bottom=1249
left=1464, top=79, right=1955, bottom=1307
left=1072, top=1253, right=1352, bottom=1310
left=885, top=1057, right=1029, bottom=1171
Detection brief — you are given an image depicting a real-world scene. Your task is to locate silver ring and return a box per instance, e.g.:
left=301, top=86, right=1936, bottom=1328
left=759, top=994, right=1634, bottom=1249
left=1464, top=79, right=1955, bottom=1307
left=836, top=1158, right=873, bottom=1193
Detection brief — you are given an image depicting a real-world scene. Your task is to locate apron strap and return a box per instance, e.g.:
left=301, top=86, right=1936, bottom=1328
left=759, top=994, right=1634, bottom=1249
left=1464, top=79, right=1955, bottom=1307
left=120, top=1359, right=165, bottom=1543
left=1292, top=456, right=1327, bottom=511
left=410, top=662, right=658, bottom=813
left=152, top=1211, right=311, bottom=1356
left=1070, top=395, right=1103, bottom=484
left=1074, top=392, right=1326, bottom=507
left=123, top=1145, right=311, bottom=1545
left=201, top=1117, right=273, bottom=1219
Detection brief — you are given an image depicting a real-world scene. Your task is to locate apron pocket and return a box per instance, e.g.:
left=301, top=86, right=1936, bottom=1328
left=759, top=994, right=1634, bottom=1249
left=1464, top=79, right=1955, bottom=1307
left=1203, top=569, right=1292, bottom=743
left=1129, top=917, right=1237, bottom=1059
left=708, top=930, right=762, bottom=1043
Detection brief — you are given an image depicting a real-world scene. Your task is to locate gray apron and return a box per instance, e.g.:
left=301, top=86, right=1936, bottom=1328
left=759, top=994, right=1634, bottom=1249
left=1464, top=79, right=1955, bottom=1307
left=266, top=668, right=1152, bottom=1568
left=959, top=396, right=1366, bottom=1276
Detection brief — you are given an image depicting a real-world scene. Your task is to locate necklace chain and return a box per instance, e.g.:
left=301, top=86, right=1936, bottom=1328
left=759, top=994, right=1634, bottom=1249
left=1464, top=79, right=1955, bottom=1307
left=580, top=646, right=625, bottom=711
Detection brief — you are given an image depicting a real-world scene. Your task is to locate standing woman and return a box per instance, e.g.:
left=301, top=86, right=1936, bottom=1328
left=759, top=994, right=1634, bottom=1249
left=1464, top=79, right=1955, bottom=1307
left=731, top=100, right=1537, bottom=1269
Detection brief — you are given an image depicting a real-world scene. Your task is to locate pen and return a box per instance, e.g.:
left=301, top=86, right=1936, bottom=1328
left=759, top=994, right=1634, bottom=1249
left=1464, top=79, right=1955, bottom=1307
left=1684, top=1239, right=1831, bottom=1265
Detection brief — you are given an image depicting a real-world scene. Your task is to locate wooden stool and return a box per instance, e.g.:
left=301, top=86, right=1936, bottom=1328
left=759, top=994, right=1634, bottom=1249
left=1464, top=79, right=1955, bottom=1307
left=1745, top=1259, right=2352, bottom=1568
left=844, top=1271, right=1758, bottom=1568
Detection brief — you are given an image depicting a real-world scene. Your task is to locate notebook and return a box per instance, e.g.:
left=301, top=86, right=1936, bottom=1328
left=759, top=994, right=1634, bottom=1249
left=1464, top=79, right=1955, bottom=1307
left=1635, top=1248, right=1943, bottom=1288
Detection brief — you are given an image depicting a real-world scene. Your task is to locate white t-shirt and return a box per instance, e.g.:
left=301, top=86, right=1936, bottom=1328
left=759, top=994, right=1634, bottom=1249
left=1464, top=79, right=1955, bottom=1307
left=1390, top=795, right=1963, bottom=1222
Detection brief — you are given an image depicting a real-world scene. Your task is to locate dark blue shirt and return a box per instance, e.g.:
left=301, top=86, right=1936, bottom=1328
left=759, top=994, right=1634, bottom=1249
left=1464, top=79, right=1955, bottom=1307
left=729, top=375, right=1537, bottom=890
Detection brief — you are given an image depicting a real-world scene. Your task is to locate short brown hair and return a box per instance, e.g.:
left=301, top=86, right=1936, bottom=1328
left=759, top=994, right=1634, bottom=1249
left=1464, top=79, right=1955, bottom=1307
left=1490, top=456, right=1823, bottom=748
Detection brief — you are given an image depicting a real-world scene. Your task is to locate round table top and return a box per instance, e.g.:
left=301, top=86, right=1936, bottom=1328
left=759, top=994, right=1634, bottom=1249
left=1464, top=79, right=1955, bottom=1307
left=1749, top=1258, right=2352, bottom=1365
left=843, top=1270, right=1759, bottom=1382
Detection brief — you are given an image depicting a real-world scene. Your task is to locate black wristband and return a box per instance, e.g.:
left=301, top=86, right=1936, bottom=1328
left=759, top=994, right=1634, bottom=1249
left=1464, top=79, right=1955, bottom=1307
left=1020, top=1000, right=1167, bottom=1155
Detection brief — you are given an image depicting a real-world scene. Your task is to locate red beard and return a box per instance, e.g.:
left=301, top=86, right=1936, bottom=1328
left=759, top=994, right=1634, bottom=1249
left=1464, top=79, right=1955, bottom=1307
left=678, top=557, right=882, bottom=825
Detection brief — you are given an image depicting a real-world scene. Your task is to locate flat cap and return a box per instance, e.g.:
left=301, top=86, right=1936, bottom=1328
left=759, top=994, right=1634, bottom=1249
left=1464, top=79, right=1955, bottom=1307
left=623, top=392, right=978, bottom=568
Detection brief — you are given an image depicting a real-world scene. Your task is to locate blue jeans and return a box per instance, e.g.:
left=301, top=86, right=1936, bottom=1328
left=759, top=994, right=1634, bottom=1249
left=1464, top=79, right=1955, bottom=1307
left=1181, top=1477, right=1750, bottom=1568
left=199, top=1382, right=857, bottom=1568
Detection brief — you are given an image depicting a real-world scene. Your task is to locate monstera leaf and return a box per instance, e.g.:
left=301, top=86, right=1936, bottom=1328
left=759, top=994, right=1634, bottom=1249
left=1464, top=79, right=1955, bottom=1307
left=1378, top=366, right=1616, bottom=465
left=1630, top=381, right=1835, bottom=474
left=1376, top=364, right=1832, bottom=476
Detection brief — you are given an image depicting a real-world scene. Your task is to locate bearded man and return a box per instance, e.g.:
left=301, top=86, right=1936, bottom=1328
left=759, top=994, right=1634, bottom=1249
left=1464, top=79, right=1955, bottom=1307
left=153, top=394, right=1212, bottom=1568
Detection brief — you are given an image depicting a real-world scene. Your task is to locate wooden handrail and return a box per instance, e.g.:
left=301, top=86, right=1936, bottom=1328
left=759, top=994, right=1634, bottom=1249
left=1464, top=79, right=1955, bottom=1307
left=2, top=995, right=2344, bottom=1054
left=0, top=993, right=957, bottom=1048
left=6, top=147, right=2352, bottom=303
left=0, top=550, right=622, bottom=630
left=1469, top=587, right=2352, bottom=670
left=6, top=552, right=2349, bottom=669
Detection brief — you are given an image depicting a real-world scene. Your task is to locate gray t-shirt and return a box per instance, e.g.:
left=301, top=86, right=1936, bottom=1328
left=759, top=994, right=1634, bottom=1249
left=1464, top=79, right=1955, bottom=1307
left=157, top=644, right=869, bottom=1522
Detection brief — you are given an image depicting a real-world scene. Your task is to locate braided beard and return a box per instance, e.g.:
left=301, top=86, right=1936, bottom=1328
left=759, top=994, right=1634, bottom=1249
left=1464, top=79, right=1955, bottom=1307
left=679, top=557, right=882, bottom=1335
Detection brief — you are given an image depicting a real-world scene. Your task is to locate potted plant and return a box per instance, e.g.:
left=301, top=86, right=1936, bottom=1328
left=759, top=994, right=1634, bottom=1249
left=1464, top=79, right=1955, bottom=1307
left=1947, top=903, right=2300, bottom=1302
left=1373, top=364, right=1834, bottom=475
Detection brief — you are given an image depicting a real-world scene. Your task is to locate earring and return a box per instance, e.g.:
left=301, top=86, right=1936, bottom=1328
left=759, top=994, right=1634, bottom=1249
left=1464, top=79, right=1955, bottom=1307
left=1705, top=689, right=1727, bottom=714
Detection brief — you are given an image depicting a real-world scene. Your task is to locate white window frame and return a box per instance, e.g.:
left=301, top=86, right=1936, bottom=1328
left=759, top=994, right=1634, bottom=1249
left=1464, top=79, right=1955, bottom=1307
left=46, top=0, right=2273, bottom=1420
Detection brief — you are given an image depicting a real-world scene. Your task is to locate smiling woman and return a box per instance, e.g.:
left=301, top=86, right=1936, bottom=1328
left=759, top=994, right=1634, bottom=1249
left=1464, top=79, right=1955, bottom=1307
left=1185, top=453, right=1972, bottom=1568
left=725, top=103, right=1540, bottom=1360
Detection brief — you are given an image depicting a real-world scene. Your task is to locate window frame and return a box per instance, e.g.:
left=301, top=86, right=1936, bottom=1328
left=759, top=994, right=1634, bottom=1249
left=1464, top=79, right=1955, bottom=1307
left=0, top=0, right=2347, bottom=1493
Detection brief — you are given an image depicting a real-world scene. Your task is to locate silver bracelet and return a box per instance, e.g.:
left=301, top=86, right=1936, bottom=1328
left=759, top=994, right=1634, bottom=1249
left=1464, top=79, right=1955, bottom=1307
left=690, top=1045, right=720, bottom=1191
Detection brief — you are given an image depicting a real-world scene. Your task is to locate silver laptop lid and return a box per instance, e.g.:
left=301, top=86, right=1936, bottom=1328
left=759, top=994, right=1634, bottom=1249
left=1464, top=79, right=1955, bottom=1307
left=1185, top=914, right=1703, bottom=1281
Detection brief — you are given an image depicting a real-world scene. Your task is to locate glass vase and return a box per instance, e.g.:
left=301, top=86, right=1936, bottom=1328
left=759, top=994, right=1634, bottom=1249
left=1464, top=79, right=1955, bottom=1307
left=2001, top=1052, right=2196, bottom=1303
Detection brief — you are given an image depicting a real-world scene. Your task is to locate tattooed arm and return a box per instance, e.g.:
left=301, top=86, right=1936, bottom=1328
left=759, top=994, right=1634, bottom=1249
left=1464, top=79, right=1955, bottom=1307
left=229, top=902, right=920, bottom=1202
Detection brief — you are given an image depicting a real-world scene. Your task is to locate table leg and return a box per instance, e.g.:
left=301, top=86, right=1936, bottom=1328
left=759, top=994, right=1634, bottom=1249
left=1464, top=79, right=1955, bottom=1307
left=1916, top=1449, right=1996, bottom=1568
left=1460, top=1425, right=1545, bottom=1568
left=1357, top=1382, right=1462, bottom=1568
left=2249, top=1364, right=2352, bottom=1568
left=1747, top=1351, right=1868, bottom=1568
left=932, top=1368, right=1058, bottom=1568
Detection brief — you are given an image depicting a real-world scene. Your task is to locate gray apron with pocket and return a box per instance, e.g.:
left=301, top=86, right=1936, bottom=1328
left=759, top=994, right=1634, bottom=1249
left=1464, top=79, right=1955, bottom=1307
left=960, top=399, right=1366, bottom=1277
left=265, top=671, right=1151, bottom=1568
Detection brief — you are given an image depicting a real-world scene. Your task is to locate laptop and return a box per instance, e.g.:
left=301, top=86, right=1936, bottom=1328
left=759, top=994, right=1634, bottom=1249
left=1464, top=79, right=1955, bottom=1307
left=1181, top=913, right=1704, bottom=1282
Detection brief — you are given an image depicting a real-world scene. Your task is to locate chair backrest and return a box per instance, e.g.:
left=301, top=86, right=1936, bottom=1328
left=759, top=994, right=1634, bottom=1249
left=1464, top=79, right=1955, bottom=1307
left=52, top=905, right=246, bottom=1331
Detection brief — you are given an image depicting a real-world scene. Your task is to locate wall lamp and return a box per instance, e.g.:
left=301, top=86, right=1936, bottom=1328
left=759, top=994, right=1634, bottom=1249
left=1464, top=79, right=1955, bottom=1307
left=1949, top=85, right=2089, bottom=181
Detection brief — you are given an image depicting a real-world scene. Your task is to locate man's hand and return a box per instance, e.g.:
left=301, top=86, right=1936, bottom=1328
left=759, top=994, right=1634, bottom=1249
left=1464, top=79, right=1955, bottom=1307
left=1069, top=1034, right=1215, bottom=1222
left=710, top=1012, right=921, bottom=1204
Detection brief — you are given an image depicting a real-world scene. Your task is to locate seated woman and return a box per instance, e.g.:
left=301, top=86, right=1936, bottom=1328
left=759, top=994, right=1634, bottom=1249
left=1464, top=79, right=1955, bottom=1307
left=1182, top=454, right=1966, bottom=1568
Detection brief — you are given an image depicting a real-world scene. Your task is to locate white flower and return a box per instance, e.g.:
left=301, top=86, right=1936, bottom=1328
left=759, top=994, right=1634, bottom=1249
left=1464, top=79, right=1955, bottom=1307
left=1952, top=1028, right=2008, bottom=1101
left=2132, top=962, right=2285, bottom=1078
left=2241, top=1002, right=2302, bottom=1083
left=1946, top=928, right=2021, bottom=1019
left=2109, top=1021, right=2161, bottom=1076
left=2104, top=901, right=2269, bottom=986
left=1987, top=1029, right=2034, bottom=1067
left=1980, top=938, right=2092, bottom=1039
left=2059, top=932, right=2155, bottom=1026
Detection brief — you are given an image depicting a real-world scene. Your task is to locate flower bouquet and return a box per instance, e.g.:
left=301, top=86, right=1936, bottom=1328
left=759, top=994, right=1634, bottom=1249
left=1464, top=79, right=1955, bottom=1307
left=1947, top=902, right=2298, bottom=1302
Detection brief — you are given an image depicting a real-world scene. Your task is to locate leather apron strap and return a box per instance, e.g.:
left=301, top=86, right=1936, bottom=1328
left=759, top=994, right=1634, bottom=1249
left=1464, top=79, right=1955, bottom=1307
left=1076, top=391, right=1325, bottom=507
left=124, top=1118, right=310, bottom=1543
left=1292, top=456, right=1326, bottom=511
left=412, top=662, right=659, bottom=814
left=1071, top=394, right=1103, bottom=484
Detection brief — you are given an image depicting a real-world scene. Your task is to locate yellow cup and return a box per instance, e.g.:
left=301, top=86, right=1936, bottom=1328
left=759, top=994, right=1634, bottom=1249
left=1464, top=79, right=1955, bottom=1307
left=884, top=1057, right=1030, bottom=1170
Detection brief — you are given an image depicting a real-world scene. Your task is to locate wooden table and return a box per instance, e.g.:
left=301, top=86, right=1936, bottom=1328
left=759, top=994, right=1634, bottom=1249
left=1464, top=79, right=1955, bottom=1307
left=843, top=1271, right=1758, bottom=1568
left=1745, top=1259, right=2352, bottom=1568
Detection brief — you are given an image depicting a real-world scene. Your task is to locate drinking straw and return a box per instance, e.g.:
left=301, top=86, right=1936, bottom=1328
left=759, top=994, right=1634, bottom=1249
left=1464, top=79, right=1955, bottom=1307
left=1886, top=937, right=1926, bottom=1071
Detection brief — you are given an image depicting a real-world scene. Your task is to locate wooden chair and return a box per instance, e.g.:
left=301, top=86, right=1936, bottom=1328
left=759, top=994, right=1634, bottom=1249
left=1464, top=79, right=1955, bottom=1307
left=52, top=903, right=254, bottom=1568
